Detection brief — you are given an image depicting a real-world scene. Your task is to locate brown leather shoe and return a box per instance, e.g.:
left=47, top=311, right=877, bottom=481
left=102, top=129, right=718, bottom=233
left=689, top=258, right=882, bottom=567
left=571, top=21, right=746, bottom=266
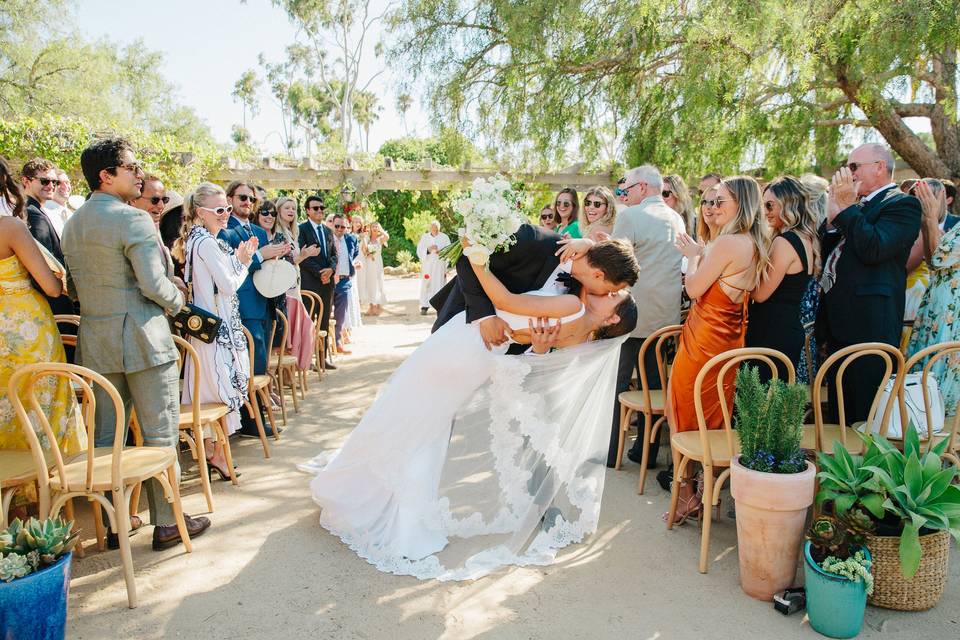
left=152, top=514, right=211, bottom=550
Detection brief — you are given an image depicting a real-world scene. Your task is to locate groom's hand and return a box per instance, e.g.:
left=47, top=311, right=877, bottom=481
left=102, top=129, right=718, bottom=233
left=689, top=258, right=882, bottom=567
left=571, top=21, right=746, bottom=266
left=479, top=316, right=512, bottom=350
left=556, top=238, right=595, bottom=263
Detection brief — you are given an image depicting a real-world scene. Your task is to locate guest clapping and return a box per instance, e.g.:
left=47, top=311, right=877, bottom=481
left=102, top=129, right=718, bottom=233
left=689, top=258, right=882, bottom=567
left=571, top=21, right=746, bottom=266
left=173, top=182, right=256, bottom=478
left=745, top=176, right=817, bottom=382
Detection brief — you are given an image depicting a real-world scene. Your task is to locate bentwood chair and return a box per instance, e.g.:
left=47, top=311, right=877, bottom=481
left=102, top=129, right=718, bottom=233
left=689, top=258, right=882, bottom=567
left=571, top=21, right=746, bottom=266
left=301, top=290, right=329, bottom=380
left=268, top=310, right=301, bottom=424
left=667, top=347, right=794, bottom=574
left=53, top=314, right=80, bottom=359
left=9, top=363, right=193, bottom=609
left=899, top=341, right=960, bottom=465
left=615, top=324, right=681, bottom=494
left=174, top=336, right=237, bottom=514
left=241, top=325, right=279, bottom=458
left=800, top=343, right=903, bottom=454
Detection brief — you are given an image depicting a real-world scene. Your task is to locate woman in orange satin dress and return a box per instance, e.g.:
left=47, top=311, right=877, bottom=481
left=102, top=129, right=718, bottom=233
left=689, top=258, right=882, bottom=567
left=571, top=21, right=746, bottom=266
left=666, top=176, right=769, bottom=523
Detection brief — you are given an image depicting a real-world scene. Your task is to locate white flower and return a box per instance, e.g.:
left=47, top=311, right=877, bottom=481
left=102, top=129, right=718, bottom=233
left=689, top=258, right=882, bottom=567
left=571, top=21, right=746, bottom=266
left=18, top=321, right=39, bottom=342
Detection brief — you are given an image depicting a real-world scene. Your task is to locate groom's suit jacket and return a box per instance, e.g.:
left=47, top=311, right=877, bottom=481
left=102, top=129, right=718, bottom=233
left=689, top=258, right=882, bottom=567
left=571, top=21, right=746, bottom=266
left=431, top=223, right=574, bottom=332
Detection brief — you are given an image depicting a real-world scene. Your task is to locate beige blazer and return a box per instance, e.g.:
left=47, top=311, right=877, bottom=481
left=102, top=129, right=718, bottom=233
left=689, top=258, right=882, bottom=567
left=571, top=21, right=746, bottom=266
left=62, top=192, right=184, bottom=374
left=612, top=196, right=686, bottom=338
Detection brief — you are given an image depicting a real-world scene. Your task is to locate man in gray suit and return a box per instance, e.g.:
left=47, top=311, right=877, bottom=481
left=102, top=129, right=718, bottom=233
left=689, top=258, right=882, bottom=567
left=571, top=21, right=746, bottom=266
left=609, top=165, right=686, bottom=469
left=62, top=137, right=211, bottom=550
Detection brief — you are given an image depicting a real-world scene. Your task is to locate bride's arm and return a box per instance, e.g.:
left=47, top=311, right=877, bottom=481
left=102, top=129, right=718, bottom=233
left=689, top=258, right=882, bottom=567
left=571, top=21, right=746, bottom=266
left=469, top=261, right=581, bottom=318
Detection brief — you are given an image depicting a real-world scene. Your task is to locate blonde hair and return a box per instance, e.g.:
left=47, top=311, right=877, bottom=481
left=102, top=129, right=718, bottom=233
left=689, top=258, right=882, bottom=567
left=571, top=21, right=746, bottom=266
left=578, top=186, right=617, bottom=235
left=800, top=174, right=829, bottom=225
left=275, top=196, right=299, bottom=243
left=764, top=176, right=820, bottom=276
left=663, top=175, right=694, bottom=233
left=717, top=176, right=770, bottom=284
left=172, top=182, right=226, bottom=262
left=696, top=185, right=719, bottom=242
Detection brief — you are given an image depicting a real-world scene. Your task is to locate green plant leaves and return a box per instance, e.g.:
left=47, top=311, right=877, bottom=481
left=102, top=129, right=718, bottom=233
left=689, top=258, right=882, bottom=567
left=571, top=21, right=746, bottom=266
left=899, top=522, right=922, bottom=579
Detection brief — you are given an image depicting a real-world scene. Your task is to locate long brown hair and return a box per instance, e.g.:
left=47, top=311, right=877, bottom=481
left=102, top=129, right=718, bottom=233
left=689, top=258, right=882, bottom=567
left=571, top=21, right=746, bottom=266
left=553, top=187, right=579, bottom=227
left=717, top=176, right=770, bottom=285
left=764, top=176, right=820, bottom=276
left=0, top=156, right=25, bottom=218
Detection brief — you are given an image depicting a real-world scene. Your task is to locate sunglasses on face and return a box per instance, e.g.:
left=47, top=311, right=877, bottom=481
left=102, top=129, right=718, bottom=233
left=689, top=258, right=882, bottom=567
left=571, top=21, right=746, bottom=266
left=308, top=204, right=325, bottom=212
left=259, top=210, right=276, bottom=217
left=615, top=180, right=641, bottom=197
left=199, top=205, right=233, bottom=215
left=144, top=196, right=170, bottom=205
left=334, top=224, right=346, bottom=229
left=35, top=177, right=61, bottom=187
left=583, top=198, right=606, bottom=208
left=763, top=201, right=777, bottom=212
left=662, top=190, right=673, bottom=199
left=234, top=193, right=257, bottom=203
left=844, top=160, right=881, bottom=173
left=556, top=200, right=573, bottom=208
left=540, top=213, right=554, bottom=220
left=107, top=162, right=144, bottom=175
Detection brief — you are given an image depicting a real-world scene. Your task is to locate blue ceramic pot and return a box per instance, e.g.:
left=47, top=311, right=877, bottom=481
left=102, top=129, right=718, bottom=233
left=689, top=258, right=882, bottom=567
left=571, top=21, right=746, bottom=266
left=0, top=552, right=72, bottom=640
left=803, top=542, right=869, bottom=639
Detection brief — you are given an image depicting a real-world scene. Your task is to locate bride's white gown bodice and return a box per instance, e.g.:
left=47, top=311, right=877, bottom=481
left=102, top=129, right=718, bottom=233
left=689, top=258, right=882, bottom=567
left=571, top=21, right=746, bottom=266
left=302, top=289, right=620, bottom=581
left=494, top=289, right=585, bottom=331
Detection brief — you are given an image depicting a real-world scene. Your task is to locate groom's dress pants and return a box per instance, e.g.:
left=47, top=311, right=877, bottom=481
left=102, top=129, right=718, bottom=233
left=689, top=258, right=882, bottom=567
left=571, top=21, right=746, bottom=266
left=607, top=337, right=662, bottom=468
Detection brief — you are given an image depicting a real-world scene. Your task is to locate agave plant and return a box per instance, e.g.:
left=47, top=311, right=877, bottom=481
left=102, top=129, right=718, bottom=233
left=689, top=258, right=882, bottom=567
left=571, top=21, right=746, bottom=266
left=0, top=517, right=77, bottom=581
left=863, top=428, right=960, bottom=578
left=815, top=433, right=887, bottom=519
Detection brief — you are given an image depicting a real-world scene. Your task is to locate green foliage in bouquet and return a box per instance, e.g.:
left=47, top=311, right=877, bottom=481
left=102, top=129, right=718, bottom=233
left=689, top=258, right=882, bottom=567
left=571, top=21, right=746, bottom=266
left=734, top=366, right=808, bottom=473
left=0, top=517, right=77, bottom=582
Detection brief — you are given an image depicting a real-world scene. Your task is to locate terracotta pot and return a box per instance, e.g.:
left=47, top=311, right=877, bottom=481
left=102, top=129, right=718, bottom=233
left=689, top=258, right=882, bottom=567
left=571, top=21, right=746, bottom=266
left=730, top=458, right=816, bottom=601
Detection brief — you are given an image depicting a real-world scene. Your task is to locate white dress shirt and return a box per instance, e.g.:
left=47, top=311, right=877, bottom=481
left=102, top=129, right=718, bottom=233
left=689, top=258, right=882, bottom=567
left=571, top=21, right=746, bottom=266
left=336, top=235, right=350, bottom=277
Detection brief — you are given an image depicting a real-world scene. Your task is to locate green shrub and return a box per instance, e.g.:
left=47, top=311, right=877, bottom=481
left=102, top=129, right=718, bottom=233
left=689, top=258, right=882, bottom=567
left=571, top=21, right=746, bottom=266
left=734, top=366, right=807, bottom=473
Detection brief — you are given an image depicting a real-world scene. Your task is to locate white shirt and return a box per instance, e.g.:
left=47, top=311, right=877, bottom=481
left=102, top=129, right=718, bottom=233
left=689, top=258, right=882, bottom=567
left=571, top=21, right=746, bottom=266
left=336, top=235, right=350, bottom=276
left=542, top=260, right=572, bottom=295
left=863, top=183, right=897, bottom=203
left=40, top=201, right=66, bottom=238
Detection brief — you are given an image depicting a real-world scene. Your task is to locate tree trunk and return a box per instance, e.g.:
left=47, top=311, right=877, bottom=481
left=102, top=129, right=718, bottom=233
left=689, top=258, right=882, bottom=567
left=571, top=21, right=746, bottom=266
left=835, top=65, right=954, bottom=179
left=929, top=47, right=960, bottom=177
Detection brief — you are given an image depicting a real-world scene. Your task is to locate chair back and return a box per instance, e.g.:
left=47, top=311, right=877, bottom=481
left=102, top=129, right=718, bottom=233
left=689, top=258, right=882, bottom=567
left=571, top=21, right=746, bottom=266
left=811, top=342, right=903, bottom=447
left=300, top=291, right=317, bottom=320
left=240, top=325, right=257, bottom=396
left=693, top=347, right=795, bottom=468
left=637, top=325, right=681, bottom=412
left=902, top=341, right=960, bottom=450
left=172, top=335, right=202, bottom=427
left=53, top=314, right=80, bottom=352
left=7, top=362, right=125, bottom=513
left=268, top=309, right=291, bottom=362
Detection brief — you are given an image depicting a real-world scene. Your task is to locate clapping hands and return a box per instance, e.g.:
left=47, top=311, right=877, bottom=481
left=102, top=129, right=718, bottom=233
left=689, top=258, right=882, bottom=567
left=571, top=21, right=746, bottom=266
left=913, top=179, right=946, bottom=223
left=827, top=166, right=860, bottom=223
left=674, top=232, right=704, bottom=260
left=260, top=241, right=290, bottom=260
left=235, top=237, right=259, bottom=265
left=302, top=244, right=321, bottom=258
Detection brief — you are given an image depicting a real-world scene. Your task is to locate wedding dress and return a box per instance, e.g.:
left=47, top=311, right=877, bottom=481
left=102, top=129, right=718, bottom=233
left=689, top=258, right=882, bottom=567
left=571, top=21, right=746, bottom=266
left=301, top=290, right=623, bottom=581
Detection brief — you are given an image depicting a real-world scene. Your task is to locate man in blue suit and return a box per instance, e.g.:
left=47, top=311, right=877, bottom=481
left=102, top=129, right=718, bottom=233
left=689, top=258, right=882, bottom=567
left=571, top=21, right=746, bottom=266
left=331, top=212, right=359, bottom=354
left=219, top=181, right=289, bottom=436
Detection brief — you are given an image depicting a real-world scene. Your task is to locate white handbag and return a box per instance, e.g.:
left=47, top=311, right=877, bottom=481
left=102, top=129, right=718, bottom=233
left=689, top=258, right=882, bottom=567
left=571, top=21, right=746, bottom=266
left=866, top=373, right=945, bottom=439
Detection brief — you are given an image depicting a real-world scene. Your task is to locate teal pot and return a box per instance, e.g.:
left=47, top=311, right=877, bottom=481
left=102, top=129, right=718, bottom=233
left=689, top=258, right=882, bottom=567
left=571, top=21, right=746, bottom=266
left=0, top=552, right=72, bottom=640
left=803, top=542, right=869, bottom=639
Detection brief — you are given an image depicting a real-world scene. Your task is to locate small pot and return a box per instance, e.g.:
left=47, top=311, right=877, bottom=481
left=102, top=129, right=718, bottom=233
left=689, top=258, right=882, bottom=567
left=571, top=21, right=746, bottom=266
left=804, top=541, right=870, bottom=638
left=730, top=458, right=815, bottom=600
left=0, top=552, right=72, bottom=640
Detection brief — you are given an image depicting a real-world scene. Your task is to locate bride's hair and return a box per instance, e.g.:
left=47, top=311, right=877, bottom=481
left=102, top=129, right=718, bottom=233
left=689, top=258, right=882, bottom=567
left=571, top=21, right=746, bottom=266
left=594, top=295, right=638, bottom=340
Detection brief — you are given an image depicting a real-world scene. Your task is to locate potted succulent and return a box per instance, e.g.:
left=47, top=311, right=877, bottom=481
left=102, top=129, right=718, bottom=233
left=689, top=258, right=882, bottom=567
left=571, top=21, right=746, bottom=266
left=804, top=512, right=874, bottom=638
left=0, top=517, right=78, bottom=640
left=861, top=429, right=960, bottom=610
left=729, top=366, right=815, bottom=600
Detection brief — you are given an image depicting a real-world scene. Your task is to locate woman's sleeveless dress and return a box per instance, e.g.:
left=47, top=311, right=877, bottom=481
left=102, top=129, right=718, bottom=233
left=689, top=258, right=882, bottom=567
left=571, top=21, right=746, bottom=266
left=670, top=269, right=750, bottom=432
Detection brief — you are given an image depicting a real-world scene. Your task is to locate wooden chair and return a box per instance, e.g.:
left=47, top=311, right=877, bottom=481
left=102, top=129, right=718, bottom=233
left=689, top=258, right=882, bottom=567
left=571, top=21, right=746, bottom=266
left=666, top=347, right=794, bottom=574
left=899, top=341, right=960, bottom=466
left=301, top=290, right=328, bottom=380
left=9, top=363, right=192, bottom=609
left=800, top=343, right=903, bottom=454
left=268, top=310, right=301, bottom=424
left=241, top=325, right=279, bottom=458
left=615, top=324, right=681, bottom=494
left=53, top=314, right=80, bottom=356
left=174, top=335, right=237, bottom=514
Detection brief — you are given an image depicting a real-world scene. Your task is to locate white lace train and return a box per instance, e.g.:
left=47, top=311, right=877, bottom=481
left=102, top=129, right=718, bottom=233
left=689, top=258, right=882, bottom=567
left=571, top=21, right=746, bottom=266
left=300, top=312, right=623, bottom=580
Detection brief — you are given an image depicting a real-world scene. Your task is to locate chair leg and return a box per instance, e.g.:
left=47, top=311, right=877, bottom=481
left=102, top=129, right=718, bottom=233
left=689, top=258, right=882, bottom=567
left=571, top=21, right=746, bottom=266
left=1, top=488, right=14, bottom=529
left=287, top=367, right=300, bottom=413
left=91, top=498, right=106, bottom=551
left=638, top=412, right=653, bottom=495
left=699, top=468, right=715, bottom=574
left=193, top=426, right=215, bottom=513
left=63, top=499, right=84, bottom=559
left=110, top=493, right=137, bottom=608
left=666, top=449, right=684, bottom=531
left=275, top=373, right=288, bottom=426
left=129, top=482, right=142, bottom=519
left=614, top=405, right=629, bottom=471
left=248, top=396, right=271, bottom=458
left=216, top=416, right=239, bottom=486
left=259, top=387, right=281, bottom=441
left=163, top=466, right=192, bottom=553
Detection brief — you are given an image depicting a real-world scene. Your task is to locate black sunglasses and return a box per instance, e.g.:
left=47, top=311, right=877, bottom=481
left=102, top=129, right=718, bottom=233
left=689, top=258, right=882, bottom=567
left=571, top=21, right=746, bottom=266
left=763, top=201, right=777, bottom=212
left=259, top=210, right=276, bottom=217
left=144, top=195, right=170, bottom=205
left=234, top=193, right=257, bottom=203
left=661, top=190, right=673, bottom=199
left=844, top=160, right=881, bottom=173
left=334, top=224, right=346, bottom=229
left=308, top=204, right=326, bottom=211
left=540, top=213, right=554, bottom=220
left=583, top=198, right=606, bottom=208
left=36, top=177, right=61, bottom=187
left=700, top=198, right=717, bottom=208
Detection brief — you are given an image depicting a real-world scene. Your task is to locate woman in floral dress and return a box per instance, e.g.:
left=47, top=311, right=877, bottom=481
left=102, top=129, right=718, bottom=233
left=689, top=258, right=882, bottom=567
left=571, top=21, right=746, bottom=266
left=907, top=180, right=960, bottom=416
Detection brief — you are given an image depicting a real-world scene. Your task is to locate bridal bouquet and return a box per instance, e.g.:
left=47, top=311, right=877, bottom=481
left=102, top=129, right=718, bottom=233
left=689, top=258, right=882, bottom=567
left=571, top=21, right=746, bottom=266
left=440, top=175, right=528, bottom=266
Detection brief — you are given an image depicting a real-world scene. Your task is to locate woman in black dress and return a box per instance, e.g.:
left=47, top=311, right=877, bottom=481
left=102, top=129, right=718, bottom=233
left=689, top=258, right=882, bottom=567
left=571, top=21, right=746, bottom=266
left=746, top=176, right=818, bottom=382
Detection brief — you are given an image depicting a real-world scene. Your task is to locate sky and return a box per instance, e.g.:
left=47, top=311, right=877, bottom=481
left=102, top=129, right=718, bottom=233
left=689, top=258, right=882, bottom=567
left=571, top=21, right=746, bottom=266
left=74, top=0, right=427, bottom=155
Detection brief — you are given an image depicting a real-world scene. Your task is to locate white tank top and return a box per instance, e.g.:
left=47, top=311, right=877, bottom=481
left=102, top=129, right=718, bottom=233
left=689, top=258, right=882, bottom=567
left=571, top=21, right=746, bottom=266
left=495, top=290, right=586, bottom=331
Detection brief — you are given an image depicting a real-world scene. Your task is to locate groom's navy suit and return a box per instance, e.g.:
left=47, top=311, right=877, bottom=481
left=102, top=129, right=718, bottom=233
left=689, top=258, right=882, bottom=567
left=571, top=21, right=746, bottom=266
left=431, top=224, right=576, bottom=354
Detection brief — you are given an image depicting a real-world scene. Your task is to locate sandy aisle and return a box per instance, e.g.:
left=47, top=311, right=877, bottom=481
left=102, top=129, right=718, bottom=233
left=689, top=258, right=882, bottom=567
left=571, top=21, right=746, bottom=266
left=66, top=276, right=959, bottom=639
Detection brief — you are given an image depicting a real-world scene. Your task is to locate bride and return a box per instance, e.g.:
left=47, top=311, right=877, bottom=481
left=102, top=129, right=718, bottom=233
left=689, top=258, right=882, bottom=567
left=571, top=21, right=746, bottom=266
left=302, top=248, right=638, bottom=580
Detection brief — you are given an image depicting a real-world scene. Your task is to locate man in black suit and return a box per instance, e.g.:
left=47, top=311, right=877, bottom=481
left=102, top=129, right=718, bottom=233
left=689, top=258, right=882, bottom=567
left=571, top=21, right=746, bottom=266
left=20, top=158, right=77, bottom=319
left=298, top=194, right=338, bottom=369
left=818, top=143, right=921, bottom=423
left=430, top=224, right=640, bottom=352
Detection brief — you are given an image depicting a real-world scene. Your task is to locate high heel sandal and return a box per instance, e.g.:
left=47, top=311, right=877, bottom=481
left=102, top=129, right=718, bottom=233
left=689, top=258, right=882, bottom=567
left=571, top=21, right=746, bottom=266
left=207, top=459, right=240, bottom=481
left=663, top=473, right=704, bottom=526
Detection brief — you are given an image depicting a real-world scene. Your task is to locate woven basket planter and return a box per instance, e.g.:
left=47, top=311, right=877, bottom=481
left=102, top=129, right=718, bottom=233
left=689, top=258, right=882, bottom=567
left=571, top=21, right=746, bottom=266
left=866, top=530, right=950, bottom=611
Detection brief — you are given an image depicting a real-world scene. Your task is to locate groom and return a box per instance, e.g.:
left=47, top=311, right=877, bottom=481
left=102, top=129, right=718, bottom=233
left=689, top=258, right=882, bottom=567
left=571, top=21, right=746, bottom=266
left=430, top=223, right=639, bottom=352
